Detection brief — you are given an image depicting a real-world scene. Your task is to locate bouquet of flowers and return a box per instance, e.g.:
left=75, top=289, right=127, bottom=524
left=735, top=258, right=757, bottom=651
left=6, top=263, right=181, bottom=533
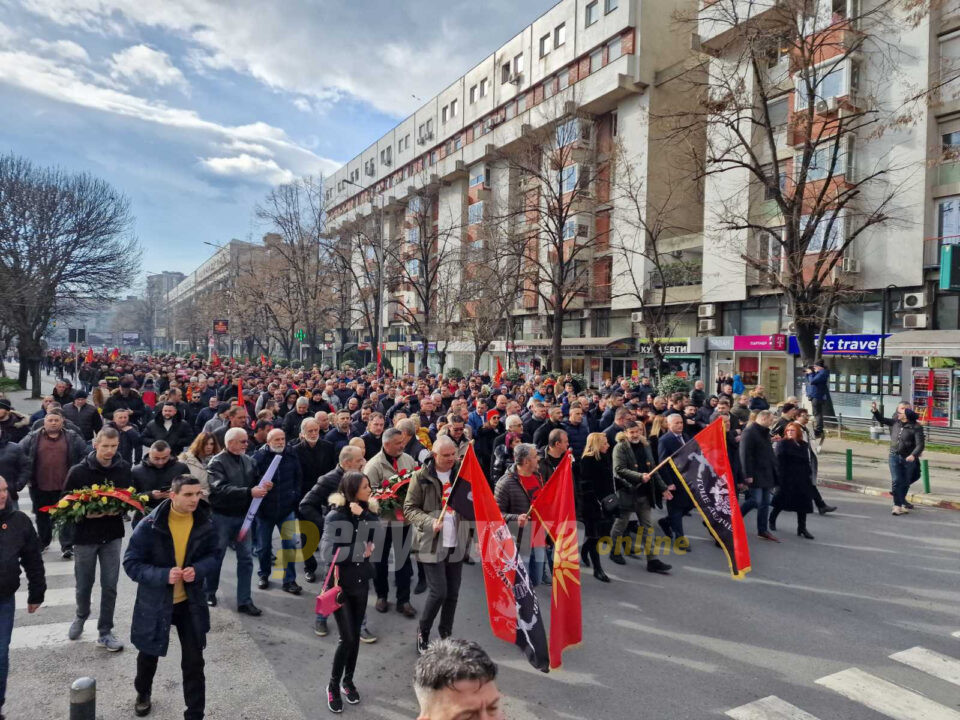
left=371, top=468, right=416, bottom=522
left=40, top=484, right=149, bottom=534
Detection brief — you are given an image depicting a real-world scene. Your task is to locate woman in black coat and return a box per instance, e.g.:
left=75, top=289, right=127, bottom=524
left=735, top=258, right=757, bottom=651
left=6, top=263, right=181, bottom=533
left=770, top=423, right=815, bottom=539
left=318, top=471, right=380, bottom=713
left=578, top=433, right=615, bottom=583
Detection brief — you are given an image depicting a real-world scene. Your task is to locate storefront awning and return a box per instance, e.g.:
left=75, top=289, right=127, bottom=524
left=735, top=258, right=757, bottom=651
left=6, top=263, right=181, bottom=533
left=884, top=330, right=960, bottom=357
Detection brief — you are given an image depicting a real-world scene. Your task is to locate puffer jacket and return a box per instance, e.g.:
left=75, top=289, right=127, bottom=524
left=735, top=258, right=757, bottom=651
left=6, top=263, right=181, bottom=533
left=131, top=457, right=191, bottom=514
left=0, top=435, right=29, bottom=501
left=403, top=458, right=471, bottom=563
left=123, top=499, right=218, bottom=657
left=494, top=464, right=542, bottom=522
left=0, top=504, right=45, bottom=602
left=318, top=494, right=379, bottom=592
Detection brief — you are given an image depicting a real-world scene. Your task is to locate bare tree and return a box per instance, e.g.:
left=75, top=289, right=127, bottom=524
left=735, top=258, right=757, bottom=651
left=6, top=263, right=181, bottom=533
left=335, top=218, right=384, bottom=361
left=0, top=154, right=140, bottom=396
left=674, top=0, right=913, bottom=365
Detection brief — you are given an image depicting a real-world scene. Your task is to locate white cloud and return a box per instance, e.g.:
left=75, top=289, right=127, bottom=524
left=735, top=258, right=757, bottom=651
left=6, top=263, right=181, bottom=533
left=293, top=97, right=311, bottom=112
left=109, top=44, right=186, bottom=89
left=0, top=21, right=16, bottom=47
left=199, top=154, right=295, bottom=185
left=30, top=38, right=90, bottom=63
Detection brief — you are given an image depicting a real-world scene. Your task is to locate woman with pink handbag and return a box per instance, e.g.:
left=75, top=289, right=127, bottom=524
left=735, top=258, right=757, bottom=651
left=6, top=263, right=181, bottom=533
left=318, top=471, right=379, bottom=714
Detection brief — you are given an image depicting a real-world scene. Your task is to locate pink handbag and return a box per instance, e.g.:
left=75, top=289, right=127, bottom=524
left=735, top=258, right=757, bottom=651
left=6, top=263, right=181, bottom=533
left=315, top=548, right=342, bottom=616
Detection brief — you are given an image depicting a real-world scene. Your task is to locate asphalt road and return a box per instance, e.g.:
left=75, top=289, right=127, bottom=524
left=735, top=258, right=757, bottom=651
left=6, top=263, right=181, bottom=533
left=5, top=364, right=960, bottom=719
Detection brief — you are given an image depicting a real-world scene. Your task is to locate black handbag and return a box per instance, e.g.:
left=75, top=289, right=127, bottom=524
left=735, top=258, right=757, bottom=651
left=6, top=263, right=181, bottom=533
left=600, top=492, right=620, bottom=515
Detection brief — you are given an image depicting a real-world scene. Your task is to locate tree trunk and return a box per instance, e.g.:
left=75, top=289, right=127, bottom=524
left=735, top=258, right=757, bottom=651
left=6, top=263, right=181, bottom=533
left=795, top=325, right=818, bottom=368
left=550, top=305, right=563, bottom=373
left=17, top=336, right=43, bottom=399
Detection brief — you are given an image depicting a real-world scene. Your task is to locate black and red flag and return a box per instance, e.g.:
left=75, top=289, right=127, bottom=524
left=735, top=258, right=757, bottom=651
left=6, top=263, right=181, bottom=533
left=663, top=418, right=751, bottom=579
left=452, top=444, right=549, bottom=672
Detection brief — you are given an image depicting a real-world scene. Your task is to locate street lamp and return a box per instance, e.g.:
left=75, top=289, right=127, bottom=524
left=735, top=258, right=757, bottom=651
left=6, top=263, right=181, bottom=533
left=878, top=283, right=903, bottom=418
left=343, top=178, right=385, bottom=372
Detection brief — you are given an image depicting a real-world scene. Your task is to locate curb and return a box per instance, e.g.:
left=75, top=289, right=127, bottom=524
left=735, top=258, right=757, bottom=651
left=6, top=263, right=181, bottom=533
left=818, top=479, right=960, bottom=511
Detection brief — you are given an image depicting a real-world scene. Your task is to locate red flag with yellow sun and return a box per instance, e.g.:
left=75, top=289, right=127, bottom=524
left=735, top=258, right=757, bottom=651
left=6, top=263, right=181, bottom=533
left=529, top=452, right=581, bottom=669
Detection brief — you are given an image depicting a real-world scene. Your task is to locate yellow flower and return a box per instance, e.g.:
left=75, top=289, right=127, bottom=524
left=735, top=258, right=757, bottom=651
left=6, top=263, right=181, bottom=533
left=140, top=495, right=149, bottom=503
left=57, top=499, right=69, bottom=508
left=49, top=508, right=58, bottom=515
left=72, top=502, right=81, bottom=510
left=91, top=484, right=100, bottom=491
left=127, top=487, right=136, bottom=493
left=100, top=496, right=108, bottom=504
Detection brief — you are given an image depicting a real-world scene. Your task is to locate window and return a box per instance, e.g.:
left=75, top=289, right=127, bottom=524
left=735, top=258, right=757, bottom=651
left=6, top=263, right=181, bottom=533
left=514, top=53, right=524, bottom=75
left=468, top=201, right=484, bottom=225
left=544, top=76, right=556, bottom=99
left=586, top=1, right=599, bottom=26
left=540, top=34, right=551, bottom=57
left=429, top=150, right=437, bottom=165
left=801, top=145, right=840, bottom=181
left=380, top=147, right=392, bottom=165
left=801, top=212, right=845, bottom=252
left=762, top=164, right=787, bottom=200
left=795, top=62, right=846, bottom=106
left=450, top=99, right=458, bottom=117
left=559, top=164, right=579, bottom=193
left=470, top=172, right=486, bottom=187
left=517, top=93, right=527, bottom=113
left=556, top=118, right=578, bottom=147
left=758, top=228, right=783, bottom=276
left=767, top=97, right=789, bottom=129
left=426, top=118, right=433, bottom=134
left=502, top=62, right=511, bottom=84
left=558, top=68, right=570, bottom=91
left=442, top=105, right=449, bottom=123
left=590, top=48, right=603, bottom=73
left=408, top=196, right=422, bottom=214
left=407, top=227, right=420, bottom=245
left=605, top=0, right=618, bottom=11
left=563, top=219, right=577, bottom=240
left=944, top=129, right=960, bottom=159
left=406, top=259, right=421, bottom=277
left=469, top=85, right=477, bottom=104
left=554, top=23, right=566, bottom=47
left=765, top=36, right=790, bottom=69
left=608, top=36, right=622, bottom=62
left=505, top=101, right=516, bottom=120
left=939, top=196, right=960, bottom=242
left=454, top=135, right=462, bottom=150
left=485, top=167, right=492, bottom=186
left=480, top=78, right=488, bottom=97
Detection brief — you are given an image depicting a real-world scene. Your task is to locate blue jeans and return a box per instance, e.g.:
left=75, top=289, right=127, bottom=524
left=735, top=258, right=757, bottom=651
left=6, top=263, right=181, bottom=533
left=739, top=488, right=773, bottom=534
left=255, top=512, right=298, bottom=584
left=208, top=513, right=253, bottom=606
left=527, top=546, right=547, bottom=588
left=889, top=454, right=912, bottom=507
left=0, top=594, right=13, bottom=710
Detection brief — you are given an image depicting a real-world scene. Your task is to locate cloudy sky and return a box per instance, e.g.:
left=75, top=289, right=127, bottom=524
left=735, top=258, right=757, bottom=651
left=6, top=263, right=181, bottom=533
left=0, top=0, right=556, bottom=277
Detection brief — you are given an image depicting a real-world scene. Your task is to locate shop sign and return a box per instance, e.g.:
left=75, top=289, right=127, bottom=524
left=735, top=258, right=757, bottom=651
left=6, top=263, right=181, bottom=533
left=212, top=319, right=229, bottom=335
left=733, top=334, right=786, bottom=351
left=787, top=334, right=888, bottom=356
left=637, top=337, right=690, bottom=354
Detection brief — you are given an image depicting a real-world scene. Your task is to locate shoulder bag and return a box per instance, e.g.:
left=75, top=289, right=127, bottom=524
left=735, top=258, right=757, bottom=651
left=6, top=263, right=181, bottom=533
left=315, top=548, right=342, bottom=616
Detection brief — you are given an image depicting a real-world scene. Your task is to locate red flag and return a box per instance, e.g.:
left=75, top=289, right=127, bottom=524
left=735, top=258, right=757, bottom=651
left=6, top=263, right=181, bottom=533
left=109, top=347, right=119, bottom=361
left=494, top=356, right=505, bottom=385
left=237, top=377, right=244, bottom=407
left=69, top=343, right=76, bottom=354
left=663, top=419, right=751, bottom=578
left=260, top=354, right=267, bottom=365
left=376, top=343, right=382, bottom=377
left=85, top=348, right=94, bottom=364
left=530, top=452, right=581, bottom=669
left=466, top=444, right=550, bottom=672
left=211, top=350, right=221, bottom=367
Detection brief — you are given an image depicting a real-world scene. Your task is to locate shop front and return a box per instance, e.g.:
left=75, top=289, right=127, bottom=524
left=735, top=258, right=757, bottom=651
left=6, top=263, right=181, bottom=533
left=885, top=330, right=960, bottom=427
left=635, top=337, right=706, bottom=384
left=708, top=335, right=791, bottom=402
left=787, top=333, right=900, bottom=419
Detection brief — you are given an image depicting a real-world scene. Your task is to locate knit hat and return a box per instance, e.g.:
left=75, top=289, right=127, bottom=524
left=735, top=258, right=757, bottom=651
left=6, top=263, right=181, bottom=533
left=486, top=409, right=500, bottom=422
left=0, top=399, right=12, bottom=411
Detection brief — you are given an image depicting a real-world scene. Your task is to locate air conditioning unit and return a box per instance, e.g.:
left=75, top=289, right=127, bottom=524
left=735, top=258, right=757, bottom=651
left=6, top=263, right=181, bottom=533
left=841, top=257, right=860, bottom=273
left=826, top=96, right=839, bottom=112
left=698, top=318, right=717, bottom=332
left=698, top=303, right=716, bottom=318
left=902, top=291, right=927, bottom=309
left=902, top=313, right=928, bottom=329
left=815, top=98, right=829, bottom=114
left=509, top=72, right=523, bottom=85
left=417, top=132, right=434, bottom=145
left=630, top=311, right=643, bottom=322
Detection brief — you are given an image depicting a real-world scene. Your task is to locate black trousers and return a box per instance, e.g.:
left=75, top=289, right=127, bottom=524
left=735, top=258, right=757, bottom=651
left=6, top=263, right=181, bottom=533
left=296, top=510, right=318, bottom=574
left=31, top=488, right=72, bottom=550
left=331, top=589, right=367, bottom=686
left=373, top=524, right=412, bottom=604
left=418, top=560, right=463, bottom=639
left=134, top=601, right=205, bottom=720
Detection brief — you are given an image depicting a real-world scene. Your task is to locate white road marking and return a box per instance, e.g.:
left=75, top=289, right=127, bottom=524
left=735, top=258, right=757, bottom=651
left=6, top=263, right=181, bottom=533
left=725, top=695, right=821, bottom=720
left=39, top=562, right=76, bottom=576
left=891, top=646, right=960, bottom=686
left=15, top=587, right=81, bottom=608
left=10, top=622, right=87, bottom=649
left=816, top=667, right=960, bottom=720
left=953, top=631, right=960, bottom=639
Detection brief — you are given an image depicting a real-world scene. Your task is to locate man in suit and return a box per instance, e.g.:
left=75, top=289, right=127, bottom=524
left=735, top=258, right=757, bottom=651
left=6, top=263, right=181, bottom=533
left=738, top=410, right=780, bottom=541
left=655, top=413, right=693, bottom=545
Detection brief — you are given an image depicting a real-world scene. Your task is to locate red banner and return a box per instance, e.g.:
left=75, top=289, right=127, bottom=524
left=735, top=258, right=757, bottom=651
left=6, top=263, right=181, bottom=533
left=494, top=357, right=505, bottom=385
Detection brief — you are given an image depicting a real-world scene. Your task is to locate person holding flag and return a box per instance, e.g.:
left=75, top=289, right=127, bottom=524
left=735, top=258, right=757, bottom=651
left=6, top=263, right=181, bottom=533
left=403, top=436, right=472, bottom=656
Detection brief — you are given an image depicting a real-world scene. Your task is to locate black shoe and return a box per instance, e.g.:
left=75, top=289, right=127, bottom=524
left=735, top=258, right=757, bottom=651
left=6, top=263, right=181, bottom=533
left=657, top=517, right=674, bottom=539
left=304, top=571, right=317, bottom=583
left=818, top=504, right=837, bottom=515
left=257, top=577, right=270, bottom=590
left=769, top=517, right=778, bottom=531
left=134, top=693, right=152, bottom=716
left=206, top=595, right=217, bottom=607
left=798, top=528, right=815, bottom=540
left=340, top=681, right=360, bottom=705
left=463, top=556, right=476, bottom=565
left=282, top=582, right=303, bottom=595
left=398, top=602, right=417, bottom=618
left=414, top=578, right=427, bottom=595
left=610, top=552, right=626, bottom=566
left=646, top=559, right=672, bottom=575
left=593, top=568, right=610, bottom=583
left=417, top=629, right=430, bottom=656
left=61, top=549, right=73, bottom=560
left=581, top=552, right=591, bottom=568
left=327, top=684, right=343, bottom=713
left=237, top=603, right=262, bottom=616
left=375, top=598, right=389, bottom=613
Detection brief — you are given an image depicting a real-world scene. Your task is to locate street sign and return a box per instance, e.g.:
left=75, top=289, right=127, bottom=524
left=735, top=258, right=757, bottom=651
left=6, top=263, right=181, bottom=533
left=213, top=319, right=229, bottom=334
left=295, top=329, right=306, bottom=342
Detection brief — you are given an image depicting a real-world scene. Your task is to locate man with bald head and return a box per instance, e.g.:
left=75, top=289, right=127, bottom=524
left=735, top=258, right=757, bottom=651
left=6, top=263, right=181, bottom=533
left=404, top=436, right=471, bottom=654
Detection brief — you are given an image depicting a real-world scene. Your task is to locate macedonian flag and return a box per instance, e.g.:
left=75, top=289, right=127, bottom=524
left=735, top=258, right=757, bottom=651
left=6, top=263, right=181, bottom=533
left=529, top=451, right=581, bottom=669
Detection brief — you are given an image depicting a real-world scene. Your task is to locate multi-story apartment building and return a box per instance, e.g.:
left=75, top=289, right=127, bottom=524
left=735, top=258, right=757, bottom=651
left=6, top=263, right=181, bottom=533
left=146, top=271, right=185, bottom=349
left=326, top=0, right=705, bottom=380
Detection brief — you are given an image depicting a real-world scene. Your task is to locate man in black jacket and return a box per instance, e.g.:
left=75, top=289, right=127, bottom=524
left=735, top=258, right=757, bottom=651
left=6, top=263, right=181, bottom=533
left=532, top=406, right=564, bottom=450
left=102, top=380, right=146, bottom=426
left=206, top=427, right=270, bottom=615
left=872, top=401, right=925, bottom=515
left=141, top=403, right=194, bottom=456
left=290, top=418, right=335, bottom=582
left=63, top=427, right=132, bottom=651
left=0, top=433, right=27, bottom=512
left=0, top=475, right=45, bottom=720
left=738, top=410, right=779, bottom=542
left=360, top=413, right=384, bottom=461
left=60, top=391, right=103, bottom=442
left=131, top=441, right=190, bottom=524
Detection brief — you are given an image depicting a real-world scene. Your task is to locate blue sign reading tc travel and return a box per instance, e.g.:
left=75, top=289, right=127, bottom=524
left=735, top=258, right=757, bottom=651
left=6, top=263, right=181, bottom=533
left=787, top=334, right=889, bottom=356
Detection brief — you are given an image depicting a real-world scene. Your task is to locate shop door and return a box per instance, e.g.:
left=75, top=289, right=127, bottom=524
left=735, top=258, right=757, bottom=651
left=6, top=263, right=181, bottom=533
left=761, top=357, right=788, bottom=402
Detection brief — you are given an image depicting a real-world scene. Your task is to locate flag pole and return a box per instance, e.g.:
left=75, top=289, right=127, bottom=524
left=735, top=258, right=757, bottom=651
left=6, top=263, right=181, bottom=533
left=438, top=440, right=472, bottom=516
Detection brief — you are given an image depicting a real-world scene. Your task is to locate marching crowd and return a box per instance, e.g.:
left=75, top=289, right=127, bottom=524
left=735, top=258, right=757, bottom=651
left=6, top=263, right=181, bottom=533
left=0, top=350, right=928, bottom=718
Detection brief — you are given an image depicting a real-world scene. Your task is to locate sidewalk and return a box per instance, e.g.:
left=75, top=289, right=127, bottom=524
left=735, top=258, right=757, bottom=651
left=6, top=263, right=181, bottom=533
left=817, top=436, right=960, bottom=511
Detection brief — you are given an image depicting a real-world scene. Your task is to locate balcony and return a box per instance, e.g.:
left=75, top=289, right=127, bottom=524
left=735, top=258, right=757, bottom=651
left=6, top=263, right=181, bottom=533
left=649, top=259, right=703, bottom=289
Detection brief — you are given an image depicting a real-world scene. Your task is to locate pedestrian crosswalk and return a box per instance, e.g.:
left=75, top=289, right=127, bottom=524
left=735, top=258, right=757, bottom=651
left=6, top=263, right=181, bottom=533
left=726, top=632, right=960, bottom=720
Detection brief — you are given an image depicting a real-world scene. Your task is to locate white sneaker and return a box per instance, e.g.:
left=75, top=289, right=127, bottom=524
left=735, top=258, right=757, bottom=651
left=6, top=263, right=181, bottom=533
left=891, top=506, right=905, bottom=515
left=96, top=634, right=124, bottom=652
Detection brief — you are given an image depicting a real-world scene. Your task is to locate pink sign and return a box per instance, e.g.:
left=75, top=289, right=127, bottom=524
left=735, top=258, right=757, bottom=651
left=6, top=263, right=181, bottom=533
left=734, top=334, right=786, bottom=351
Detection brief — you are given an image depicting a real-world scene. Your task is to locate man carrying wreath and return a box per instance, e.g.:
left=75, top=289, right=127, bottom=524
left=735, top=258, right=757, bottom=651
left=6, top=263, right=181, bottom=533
left=63, top=426, right=133, bottom=651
